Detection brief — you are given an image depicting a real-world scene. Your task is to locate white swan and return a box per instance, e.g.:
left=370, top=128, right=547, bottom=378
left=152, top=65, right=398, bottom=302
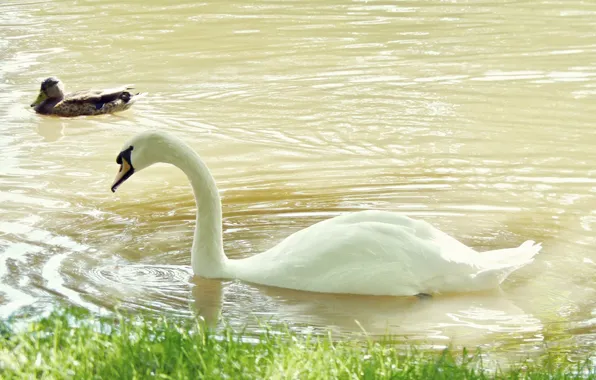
left=111, top=131, right=541, bottom=296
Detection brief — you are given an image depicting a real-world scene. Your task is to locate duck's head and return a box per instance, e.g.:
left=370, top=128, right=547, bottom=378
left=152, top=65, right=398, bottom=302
left=111, top=131, right=172, bottom=193
left=30, top=77, right=65, bottom=107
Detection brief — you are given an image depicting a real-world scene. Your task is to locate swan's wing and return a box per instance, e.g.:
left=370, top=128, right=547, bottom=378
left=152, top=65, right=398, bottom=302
left=234, top=211, right=480, bottom=296
left=412, top=219, right=479, bottom=262
left=326, top=210, right=479, bottom=262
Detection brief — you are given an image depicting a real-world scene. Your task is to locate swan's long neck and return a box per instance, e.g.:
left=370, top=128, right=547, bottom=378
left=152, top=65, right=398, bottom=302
left=165, top=140, right=227, bottom=277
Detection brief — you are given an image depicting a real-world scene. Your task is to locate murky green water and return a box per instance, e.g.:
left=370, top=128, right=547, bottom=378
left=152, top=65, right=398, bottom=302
left=1, top=0, right=594, bottom=361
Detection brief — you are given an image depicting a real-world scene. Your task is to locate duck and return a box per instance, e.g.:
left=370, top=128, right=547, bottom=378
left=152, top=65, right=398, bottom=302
left=31, top=77, right=144, bottom=116
left=110, top=130, right=542, bottom=297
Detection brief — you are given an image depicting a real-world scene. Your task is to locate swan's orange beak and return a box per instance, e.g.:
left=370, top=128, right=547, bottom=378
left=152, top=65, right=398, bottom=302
left=111, top=146, right=135, bottom=193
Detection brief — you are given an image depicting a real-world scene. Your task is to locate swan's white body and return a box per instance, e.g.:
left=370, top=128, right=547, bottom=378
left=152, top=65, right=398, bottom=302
left=113, top=131, right=541, bottom=296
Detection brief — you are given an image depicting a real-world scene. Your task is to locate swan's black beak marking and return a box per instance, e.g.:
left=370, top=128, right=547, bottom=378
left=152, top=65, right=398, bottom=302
left=111, top=146, right=134, bottom=193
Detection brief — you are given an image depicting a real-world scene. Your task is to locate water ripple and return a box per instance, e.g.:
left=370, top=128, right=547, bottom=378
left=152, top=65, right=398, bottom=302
left=88, top=264, right=192, bottom=290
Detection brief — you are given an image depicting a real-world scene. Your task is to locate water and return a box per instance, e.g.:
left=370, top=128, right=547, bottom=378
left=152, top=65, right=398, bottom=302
left=1, top=0, right=595, bottom=361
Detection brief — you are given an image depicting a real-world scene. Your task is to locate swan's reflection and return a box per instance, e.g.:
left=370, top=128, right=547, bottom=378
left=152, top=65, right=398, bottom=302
left=190, top=276, right=223, bottom=327
left=190, top=276, right=543, bottom=348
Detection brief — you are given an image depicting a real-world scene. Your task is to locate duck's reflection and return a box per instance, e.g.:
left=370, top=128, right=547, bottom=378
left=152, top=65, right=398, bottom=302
left=36, top=120, right=66, bottom=142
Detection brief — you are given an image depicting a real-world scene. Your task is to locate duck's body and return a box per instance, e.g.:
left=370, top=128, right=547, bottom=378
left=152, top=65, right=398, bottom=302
left=31, top=77, right=143, bottom=117
left=111, top=131, right=541, bottom=296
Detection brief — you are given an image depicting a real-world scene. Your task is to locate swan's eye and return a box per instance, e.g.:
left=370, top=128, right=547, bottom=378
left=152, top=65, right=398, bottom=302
left=111, top=146, right=135, bottom=193
left=116, top=145, right=134, bottom=165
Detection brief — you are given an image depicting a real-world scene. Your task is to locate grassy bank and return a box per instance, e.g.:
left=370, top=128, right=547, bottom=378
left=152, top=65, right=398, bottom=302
left=0, top=309, right=593, bottom=379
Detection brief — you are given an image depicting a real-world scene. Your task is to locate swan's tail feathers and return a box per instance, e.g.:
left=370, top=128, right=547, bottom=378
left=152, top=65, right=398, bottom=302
left=518, top=240, right=542, bottom=259
left=512, top=239, right=542, bottom=270
left=475, top=240, right=542, bottom=286
left=482, top=240, right=541, bottom=267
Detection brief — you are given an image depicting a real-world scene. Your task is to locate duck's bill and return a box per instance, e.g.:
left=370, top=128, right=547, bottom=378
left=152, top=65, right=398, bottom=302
left=111, top=158, right=135, bottom=193
left=30, top=92, right=47, bottom=107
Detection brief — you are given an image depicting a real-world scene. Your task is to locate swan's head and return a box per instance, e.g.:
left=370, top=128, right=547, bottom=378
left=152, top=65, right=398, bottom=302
left=31, top=77, right=65, bottom=107
left=111, top=130, right=171, bottom=193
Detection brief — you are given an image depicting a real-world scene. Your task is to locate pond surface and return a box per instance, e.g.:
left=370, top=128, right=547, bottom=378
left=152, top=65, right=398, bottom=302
left=1, top=0, right=595, bottom=362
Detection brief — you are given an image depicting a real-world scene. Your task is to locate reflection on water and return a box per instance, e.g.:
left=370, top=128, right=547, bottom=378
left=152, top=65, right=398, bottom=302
left=0, top=0, right=595, bottom=361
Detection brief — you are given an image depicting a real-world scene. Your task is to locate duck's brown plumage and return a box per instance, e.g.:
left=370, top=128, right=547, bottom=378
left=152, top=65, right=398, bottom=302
left=31, top=77, right=144, bottom=117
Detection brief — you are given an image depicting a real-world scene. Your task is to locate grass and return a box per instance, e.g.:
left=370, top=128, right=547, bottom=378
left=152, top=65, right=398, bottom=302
left=0, top=308, right=593, bottom=379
